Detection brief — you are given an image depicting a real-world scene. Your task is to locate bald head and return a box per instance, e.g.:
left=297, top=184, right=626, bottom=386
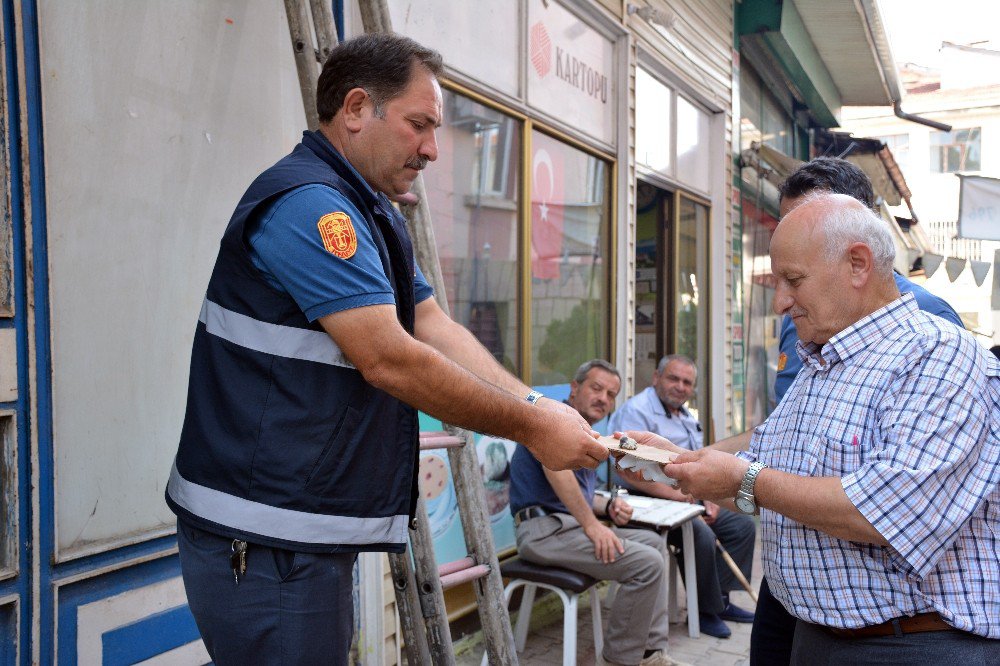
left=770, top=193, right=900, bottom=345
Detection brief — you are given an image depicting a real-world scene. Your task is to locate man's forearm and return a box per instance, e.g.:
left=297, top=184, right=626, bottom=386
left=543, top=468, right=600, bottom=529
left=708, top=428, right=753, bottom=454
left=414, top=299, right=529, bottom=397
left=755, top=470, right=887, bottom=545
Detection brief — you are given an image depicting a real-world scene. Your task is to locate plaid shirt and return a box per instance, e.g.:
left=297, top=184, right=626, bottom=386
left=741, top=293, right=1000, bottom=638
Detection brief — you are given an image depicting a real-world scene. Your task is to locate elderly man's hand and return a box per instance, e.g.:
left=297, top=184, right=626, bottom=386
left=615, top=430, right=688, bottom=456
left=662, top=449, right=750, bottom=501
left=584, top=522, right=625, bottom=563
left=608, top=497, right=633, bottom=526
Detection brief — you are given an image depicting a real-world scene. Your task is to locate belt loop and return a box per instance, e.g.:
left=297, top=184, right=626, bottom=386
left=892, top=618, right=903, bottom=638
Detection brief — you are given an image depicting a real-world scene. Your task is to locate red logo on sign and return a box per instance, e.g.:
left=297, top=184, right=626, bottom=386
left=530, top=22, right=552, bottom=78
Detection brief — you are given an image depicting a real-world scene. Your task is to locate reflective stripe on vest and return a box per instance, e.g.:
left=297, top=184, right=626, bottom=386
left=200, top=298, right=355, bottom=368
left=167, top=463, right=408, bottom=545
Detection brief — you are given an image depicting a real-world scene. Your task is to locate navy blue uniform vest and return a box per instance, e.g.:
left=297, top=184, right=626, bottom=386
left=167, top=131, right=419, bottom=553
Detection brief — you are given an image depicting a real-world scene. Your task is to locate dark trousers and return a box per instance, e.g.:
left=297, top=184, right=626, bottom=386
left=790, top=618, right=1000, bottom=665
left=667, top=507, right=756, bottom=615
left=750, top=576, right=797, bottom=665
left=177, top=520, right=357, bottom=666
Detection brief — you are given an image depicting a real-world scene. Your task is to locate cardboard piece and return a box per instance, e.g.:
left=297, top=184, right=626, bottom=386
left=595, top=435, right=679, bottom=465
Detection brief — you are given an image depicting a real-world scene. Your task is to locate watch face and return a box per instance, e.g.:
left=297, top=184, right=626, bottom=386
left=735, top=496, right=755, bottom=514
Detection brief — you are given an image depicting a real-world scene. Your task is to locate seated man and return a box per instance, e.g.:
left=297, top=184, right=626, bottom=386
left=609, top=354, right=756, bottom=639
left=509, top=360, right=688, bottom=666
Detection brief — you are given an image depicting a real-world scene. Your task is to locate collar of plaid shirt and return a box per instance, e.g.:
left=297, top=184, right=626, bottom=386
left=743, top=293, right=1000, bottom=638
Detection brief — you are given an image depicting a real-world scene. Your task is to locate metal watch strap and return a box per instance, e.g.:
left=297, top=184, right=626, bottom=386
left=740, top=461, right=766, bottom=498
left=525, top=390, right=543, bottom=405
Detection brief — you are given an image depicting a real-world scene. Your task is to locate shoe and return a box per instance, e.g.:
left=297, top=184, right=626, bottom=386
left=719, top=601, right=755, bottom=623
left=600, top=651, right=692, bottom=666
left=640, top=650, right=692, bottom=666
left=698, top=612, right=732, bottom=638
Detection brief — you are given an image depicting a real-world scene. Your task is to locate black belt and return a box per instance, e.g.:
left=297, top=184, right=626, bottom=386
left=513, top=506, right=558, bottom=526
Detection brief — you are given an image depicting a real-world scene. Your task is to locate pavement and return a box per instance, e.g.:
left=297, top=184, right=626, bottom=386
left=452, top=522, right=763, bottom=666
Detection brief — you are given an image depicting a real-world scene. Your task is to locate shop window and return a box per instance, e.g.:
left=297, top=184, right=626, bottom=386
left=675, top=196, right=710, bottom=422
left=676, top=96, right=710, bottom=193
left=0, top=413, right=14, bottom=580
left=530, top=130, right=610, bottom=387
left=930, top=128, right=981, bottom=173
left=635, top=67, right=672, bottom=175
left=423, top=90, right=522, bottom=372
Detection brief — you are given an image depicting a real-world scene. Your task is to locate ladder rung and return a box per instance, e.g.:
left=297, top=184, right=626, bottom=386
left=439, top=564, right=491, bottom=590
left=419, top=431, right=466, bottom=450
left=438, top=556, right=476, bottom=577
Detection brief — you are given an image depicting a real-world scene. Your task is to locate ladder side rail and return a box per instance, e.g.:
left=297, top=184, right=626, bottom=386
left=409, top=493, right=457, bottom=664
left=307, top=0, right=337, bottom=63
left=447, top=431, right=518, bottom=665
left=283, top=0, right=320, bottom=130
left=387, top=550, right=433, bottom=666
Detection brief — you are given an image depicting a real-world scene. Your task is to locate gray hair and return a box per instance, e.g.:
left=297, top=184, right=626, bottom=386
left=573, top=359, right=621, bottom=384
left=810, top=193, right=895, bottom=277
left=656, top=354, right=696, bottom=376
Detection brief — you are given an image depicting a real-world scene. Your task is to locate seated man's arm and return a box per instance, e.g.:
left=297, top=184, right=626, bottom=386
left=707, top=429, right=753, bottom=454
left=319, top=305, right=606, bottom=471
left=413, top=297, right=585, bottom=422
left=542, top=467, right=624, bottom=564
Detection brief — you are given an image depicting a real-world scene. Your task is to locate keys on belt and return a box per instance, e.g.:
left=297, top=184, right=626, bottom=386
left=513, top=506, right=554, bottom=526
left=230, top=539, right=248, bottom=585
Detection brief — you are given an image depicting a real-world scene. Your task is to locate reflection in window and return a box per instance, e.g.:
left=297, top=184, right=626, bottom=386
left=676, top=96, right=710, bottom=192
left=530, top=130, right=610, bottom=386
left=635, top=67, right=672, bottom=174
left=423, top=89, right=521, bottom=372
left=930, top=128, right=980, bottom=173
left=676, top=197, right=709, bottom=421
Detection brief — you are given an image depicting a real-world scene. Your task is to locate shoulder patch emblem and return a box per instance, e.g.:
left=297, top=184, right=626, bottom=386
left=318, top=212, right=358, bottom=259
left=777, top=352, right=787, bottom=371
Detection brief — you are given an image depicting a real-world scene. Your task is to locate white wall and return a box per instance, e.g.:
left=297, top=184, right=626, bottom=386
left=39, top=1, right=305, bottom=558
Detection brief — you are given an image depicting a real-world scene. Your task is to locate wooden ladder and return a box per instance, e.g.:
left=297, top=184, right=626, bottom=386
left=282, top=2, right=518, bottom=663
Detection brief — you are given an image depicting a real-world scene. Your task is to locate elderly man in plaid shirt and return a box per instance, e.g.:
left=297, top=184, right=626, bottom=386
left=630, top=192, right=999, bottom=664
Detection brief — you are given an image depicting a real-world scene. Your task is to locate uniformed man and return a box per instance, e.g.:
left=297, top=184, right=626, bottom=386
left=166, top=33, right=606, bottom=664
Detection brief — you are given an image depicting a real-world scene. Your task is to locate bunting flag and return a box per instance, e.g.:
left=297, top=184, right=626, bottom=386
left=945, top=257, right=966, bottom=282
left=970, top=259, right=991, bottom=287
left=992, top=250, right=1000, bottom=309
left=922, top=252, right=943, bottom=278
left=958, top=174, right=1000, bottom=241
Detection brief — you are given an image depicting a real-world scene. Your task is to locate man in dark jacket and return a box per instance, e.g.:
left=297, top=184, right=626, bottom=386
left=167, top=33, right=606, bottom=665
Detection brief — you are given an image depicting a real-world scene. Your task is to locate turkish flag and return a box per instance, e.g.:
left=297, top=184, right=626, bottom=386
left=531, top=142, right=564, bottom=280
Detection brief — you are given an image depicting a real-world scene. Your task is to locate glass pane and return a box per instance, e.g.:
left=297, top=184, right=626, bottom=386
left=633, top=183, right=671, bottom=391
left=929, top=127, right=981, bottom=173
left=423, top=89, right=522, bottom=373
left=635, top=68, right=672, bottom=175
left=0, top=414, right=13, bottom=578
left=675, top=197, right=709, bottom=421
left=676, top=96, right=710, bottom=192
left=530, top=130, right=610, bottom=387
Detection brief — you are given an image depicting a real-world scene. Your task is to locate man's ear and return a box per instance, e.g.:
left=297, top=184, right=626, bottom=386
left=847, top=241, right=875, bottom=287
left=340, top=87, right=370, bottom=132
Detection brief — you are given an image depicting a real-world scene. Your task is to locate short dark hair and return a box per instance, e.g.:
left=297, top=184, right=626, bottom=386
left=316, top=33, right=443, bottom=123
left=779, top=157, right=877, bottom=211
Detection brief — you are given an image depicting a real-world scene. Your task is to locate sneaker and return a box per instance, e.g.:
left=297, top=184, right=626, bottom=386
left=719, top=601, right=755, bottom=623
left=600, top=651, right=692, bottom=666
left=640, top=650, right=692, bottom=666
left=698, top=612, right=732, bottom=638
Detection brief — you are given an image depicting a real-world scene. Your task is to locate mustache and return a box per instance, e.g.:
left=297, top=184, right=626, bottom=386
left=405, top=156, right=429, bottom=171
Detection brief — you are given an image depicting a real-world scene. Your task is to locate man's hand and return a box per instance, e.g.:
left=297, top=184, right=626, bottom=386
left=523, top=412, right=608, bottom=471
left=608, top=498, right=633, bottom=526
left=616, top=430, right=688, bottom=456
left=662, top=449, right=749, bottom=501
left=702, top=499, right=720, bottom=525
left=583, top=522, right=625, bottom=563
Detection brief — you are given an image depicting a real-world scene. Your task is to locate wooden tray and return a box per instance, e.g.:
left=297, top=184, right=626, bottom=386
left=596, top=435, right=678, bottom=465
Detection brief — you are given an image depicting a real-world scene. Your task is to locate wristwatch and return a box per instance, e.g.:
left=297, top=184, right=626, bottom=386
left=525, top=390, right=543, bottom=405
left=735, top=461, right=767, bottom=515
